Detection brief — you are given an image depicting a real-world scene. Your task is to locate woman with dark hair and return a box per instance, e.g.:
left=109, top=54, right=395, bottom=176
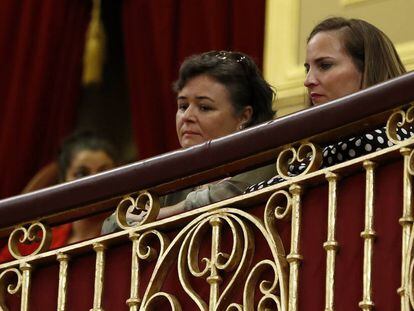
left=246, top=16, right=410, bottom=192
left=168, top=51, right=275, bottom=208
left=174, top=51, right=275, bottom=129
left=102, top=51, right=276, bottom=232
left=0, top=131, right=118, bottom=263
left=57, top=131, right=118, bottom=244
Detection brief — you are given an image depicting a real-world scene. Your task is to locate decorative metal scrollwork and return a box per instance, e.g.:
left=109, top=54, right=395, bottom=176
left=244, top=260, right=283, bottom=310
left=226, top=303, right=243, bottom=311
left=386, top=104, right=414, bottom=144
left=8, top=222, right=52, bottom=259
left=265, top=190, right=292, bottom=222
left=116, top=191, right=160, bottom=229
left=136, top=230, right=170, bottom=262
left=177, top=213, right=255, bottom=310
left=262, top=191, right=292, bottom=279
left=138, top=209, right=287, bottom=310
left=142, top=292, right=182, bottom=310
left=128, top=230, right=170, bottom=309
left=0, top=268, right=23, bottom=309
left=276, top=142, right=323, bottom=180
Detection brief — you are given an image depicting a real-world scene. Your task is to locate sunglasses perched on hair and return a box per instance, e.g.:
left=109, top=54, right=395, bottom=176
left=213, top=51, right=247, bottom=63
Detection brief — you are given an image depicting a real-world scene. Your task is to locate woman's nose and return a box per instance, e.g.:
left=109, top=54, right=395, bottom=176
left=182, top=105, right=196, bottom=122
left=304, top=70, right=317, bottom=88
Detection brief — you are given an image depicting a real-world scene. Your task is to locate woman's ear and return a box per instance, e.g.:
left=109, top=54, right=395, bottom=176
left=239, top=105, right=253, bottom=128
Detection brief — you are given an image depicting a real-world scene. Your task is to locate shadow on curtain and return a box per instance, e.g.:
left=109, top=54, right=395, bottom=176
left=0, top=0, right=91, bottom=198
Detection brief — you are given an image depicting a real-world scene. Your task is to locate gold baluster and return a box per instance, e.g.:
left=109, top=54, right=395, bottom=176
left=90, top=243, right=106, bottom=311
left=287, top=184, right=303, bottom=311
left=207, top=216, right=223, bottom=311
left=359, top=160, right=376, bottom=310
left=324, top=172, right=340, bottom=311
left=20, top=262, right=32, bottom=311
left=398, top=147, right=413, bottom=310
left=57, top=253, right=70, bottom=311
left=127, top=232, right=141, bottom=310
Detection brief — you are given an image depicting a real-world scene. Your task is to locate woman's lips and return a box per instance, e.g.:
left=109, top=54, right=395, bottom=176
left=310, top=92, right=323, bottom=99
left=182, top=131, right=201, bottom=137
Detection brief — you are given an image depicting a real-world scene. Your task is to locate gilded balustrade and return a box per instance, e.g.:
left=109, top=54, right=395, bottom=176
left=1, top=104, right=414, bottom=310
left=324, top=172, right=339, bottom=311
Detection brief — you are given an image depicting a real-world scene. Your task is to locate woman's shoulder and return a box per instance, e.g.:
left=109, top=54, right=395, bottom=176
left=231, top=163, right=276, bottom=185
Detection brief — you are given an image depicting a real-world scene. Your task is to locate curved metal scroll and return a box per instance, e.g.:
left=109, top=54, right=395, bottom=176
left=386, top=104, right=414, bottom=144
left=8, top=222, right=52, bottom=259
left=142, top=292, right=182, bottom=311
left=0, top=268, right=23, bottom=309
left=116, top=191, right=160, bottom=229
left=276, top=142, right=323, bottom=180
left=127, top=230, right=170, bottom=310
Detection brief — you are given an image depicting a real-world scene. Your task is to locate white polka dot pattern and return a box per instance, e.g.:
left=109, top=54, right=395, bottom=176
left=244, top=126, right=414, bottom=193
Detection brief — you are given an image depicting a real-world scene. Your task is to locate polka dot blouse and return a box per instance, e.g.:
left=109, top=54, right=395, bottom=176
left=245, top=126, right=413, bottom=193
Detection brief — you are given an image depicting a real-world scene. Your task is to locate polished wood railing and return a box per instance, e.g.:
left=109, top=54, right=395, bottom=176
left=1, top=71, right=414, bottom=310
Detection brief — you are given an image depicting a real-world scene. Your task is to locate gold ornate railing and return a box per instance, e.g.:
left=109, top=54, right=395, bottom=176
left=1, top=72, right=414, bottom=310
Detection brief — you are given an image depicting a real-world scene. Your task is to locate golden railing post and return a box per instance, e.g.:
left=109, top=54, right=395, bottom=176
left=57, top=253, right=70, bottom=311
left=398, top=147, right=413, bottom=310
left=324, top=172, right=340, bottom=311
left=207, top=216, right=223, bottom=311
left=287, top=184, right=303, bottom=311
left=127, top=232, right=141, bottom=311
left=20, top=262, right=32, bottom=311
left=359, top=160, right=377, bottom=310
left=90, top=242, right=106, bottom=311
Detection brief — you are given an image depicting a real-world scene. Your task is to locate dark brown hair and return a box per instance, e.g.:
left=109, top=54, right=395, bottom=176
left=58, top=130, right=118, bottom=182
left=173, top=51, right=275, bottom=127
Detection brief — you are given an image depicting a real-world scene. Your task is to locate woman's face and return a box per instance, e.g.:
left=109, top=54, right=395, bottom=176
left=304, top=31, right=363, bottom=105
left=176, top=75, right=252, bottom=148
left=65, top=149, right=115, bottom=182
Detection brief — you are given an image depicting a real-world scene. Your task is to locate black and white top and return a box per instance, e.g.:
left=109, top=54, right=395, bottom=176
left=245, top=126, right=413, bottom=193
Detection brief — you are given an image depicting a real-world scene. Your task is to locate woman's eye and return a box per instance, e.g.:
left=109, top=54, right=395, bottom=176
left=178, top=103, right=188, bottom=111
left=199, top=104, right=212, bottom=111
left=319, top=62, right=332, bottom=70
left=74, top=167, right=90, bottom=179
left=304, top=64, right=310, bottom=74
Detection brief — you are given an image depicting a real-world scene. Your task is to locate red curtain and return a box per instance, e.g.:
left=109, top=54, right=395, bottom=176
left=122, top=0, right=266, bottom=159
left=0, top=0, right=91, bottom=198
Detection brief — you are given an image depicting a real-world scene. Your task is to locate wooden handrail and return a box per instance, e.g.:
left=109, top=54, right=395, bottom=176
left=0, top=71, right=414, bottom=229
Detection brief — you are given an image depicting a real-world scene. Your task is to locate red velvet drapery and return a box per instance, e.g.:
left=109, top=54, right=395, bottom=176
left=0, top=0, right=91, bottom=198
left=122, top=0, right=266, bottom=159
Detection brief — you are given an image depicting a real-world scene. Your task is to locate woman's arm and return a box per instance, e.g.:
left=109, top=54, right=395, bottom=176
left=157, top=200, right=186, bottom=219
left=102, top=164, right=275, bottom=233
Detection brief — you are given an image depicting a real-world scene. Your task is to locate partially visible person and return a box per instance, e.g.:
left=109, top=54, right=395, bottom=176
left=0, top=131, right=119, bottom=263
left=246, top=17, right=410, bottom=192
left=164, top=51, right=276, bottom=212
left=304, top=16, right=405, bottom=106
left=101, top=50, right=276, bottom=233
left=57, top=131, right=118, bottom=244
